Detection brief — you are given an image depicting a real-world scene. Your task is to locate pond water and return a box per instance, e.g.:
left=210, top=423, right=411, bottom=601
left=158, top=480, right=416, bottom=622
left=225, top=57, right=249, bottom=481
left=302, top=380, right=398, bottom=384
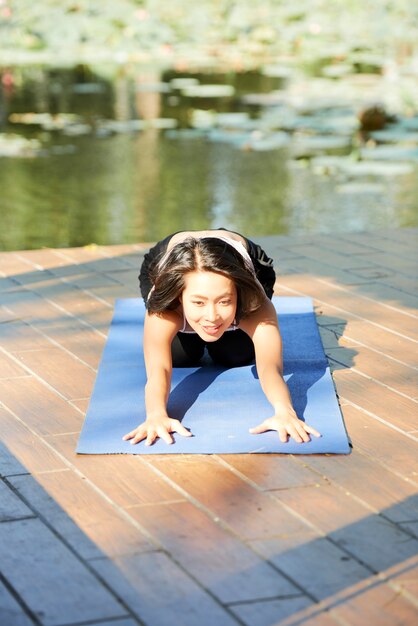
left=0, top=65, right=417, bottom=251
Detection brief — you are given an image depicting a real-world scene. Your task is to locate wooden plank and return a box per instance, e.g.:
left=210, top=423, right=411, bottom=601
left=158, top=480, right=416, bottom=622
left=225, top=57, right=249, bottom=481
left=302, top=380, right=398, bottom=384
left=279, top=274, right=418, bottom=337
left=333, top=369, right=417, bottom=432
left=0, top=351, right=29, bottom=378
left=320, top=315, right=418, bottom=367
left=0, top=579, right=35, bottom=626
left=250, top=533, right=370, bottom=602
left=343, top=404, right=418, bottom=480
left=0, top=408, right=66, bottom=475
left=10, top=470, right=153, bottom=558
left=146, top=457, right=311, bottom=539
left=286, top=243, right=380, bottom=270
left=92, top=551, right=241, bottom=626
left=229, top=596, right=312, bottom=626
left=0, top=277, right=20, bottom=292
left=0, top=252, right=36, bottom=277
left=2, top=292, right=108, bottom=366
left=382, top=274, right=418, bottom=297
left=60, top=272, right=122, bottom=289
left=0, top=441, right=28, bottom=477
left=283, top=257, right=373, bottom=286
left=14, top=248, right=75, bottom=270
left=275, top=484, right=418, bottom=573
left=347, top=281, right=418, bottom=311
left=13, top=347, right=96, bottom=400
left=128, top=500, right=299, bottom=603
left=330, top=517, right=418, bottom=574
left=306, top=237, right=379, bottom=257
left=0, top=377, right=83, bottom=435
left=326, top=342, right=418, bottom=399
left=300, top=449, right=418, bottom=525
left=218, top=454, right=327, bottom=490
left=70, top=398, right=89, bottom=412
left=347, top=252, right=417, bottom=278
left=333, top=580, right=418, bottom=626
left=0, top=518, right=127, bottom=626
left=385, top=556, right=418, bottom=600
left=274, top=483, right=372, bottom=534
left=102, top=269, right=141, bottom=289
left=0, top=319, right=54, bottom=352
left=17, top=280, right=112, bottom=323
left=7, top=474, right=102, bottom=562
left=19, top=318, right=106, bottom=369
left=85, top=283, right=133, bottom=305
left=0, top=480, right=33, bottom=521
left=340, top=233, right=417, bottom=257
left=47, top=433, right=182, bottom=507
left=90, top=618, right=139, bottom=626
left=278, top=608, right=342, bottom=626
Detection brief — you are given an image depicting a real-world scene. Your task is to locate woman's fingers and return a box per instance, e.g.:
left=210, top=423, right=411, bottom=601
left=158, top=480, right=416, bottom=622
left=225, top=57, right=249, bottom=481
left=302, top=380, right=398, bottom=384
left=304, top=424, right=321, bottom=438
left=124, top=419, right=191, bottom=446
left=171, top=420, right=192, bottom=438
left=277, top=426, right=289, bottom=443
left=250, top=417, right=320, bottom=443
left=122, top=429, right=139, bottom=441
left=158, top=427, right=174, bottom=445
left=249, top=421, right=270, bottom=434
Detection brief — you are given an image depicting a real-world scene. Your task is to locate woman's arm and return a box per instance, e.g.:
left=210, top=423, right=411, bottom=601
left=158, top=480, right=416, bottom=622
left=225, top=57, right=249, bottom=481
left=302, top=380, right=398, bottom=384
left=241, top=300, right=320, bottom=443
left=123, top=310, right=192, bottom=446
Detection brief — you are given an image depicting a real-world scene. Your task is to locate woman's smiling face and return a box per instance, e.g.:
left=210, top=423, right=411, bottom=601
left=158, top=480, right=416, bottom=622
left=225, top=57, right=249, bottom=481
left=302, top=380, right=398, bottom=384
left=181, top=270, right=237, bottom=341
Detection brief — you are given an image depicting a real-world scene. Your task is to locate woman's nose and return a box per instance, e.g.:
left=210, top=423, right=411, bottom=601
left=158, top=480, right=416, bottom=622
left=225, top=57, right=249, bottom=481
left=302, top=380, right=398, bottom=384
left=205, top=304, right=218, bottom=321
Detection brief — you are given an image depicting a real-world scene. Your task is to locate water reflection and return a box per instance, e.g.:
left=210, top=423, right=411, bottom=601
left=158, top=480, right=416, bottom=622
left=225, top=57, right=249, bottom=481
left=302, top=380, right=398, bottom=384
left=0, top=65, right=417, bottom=251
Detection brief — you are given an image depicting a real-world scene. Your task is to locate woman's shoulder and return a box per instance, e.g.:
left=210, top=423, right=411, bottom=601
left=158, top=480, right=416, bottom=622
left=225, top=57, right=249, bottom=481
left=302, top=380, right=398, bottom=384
left=145, top=307, right=183, bottom=333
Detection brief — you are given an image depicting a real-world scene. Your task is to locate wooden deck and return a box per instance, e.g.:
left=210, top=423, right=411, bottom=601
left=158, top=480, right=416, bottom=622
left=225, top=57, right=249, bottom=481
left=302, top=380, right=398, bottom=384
left=0, top=228, right=417, bottom=626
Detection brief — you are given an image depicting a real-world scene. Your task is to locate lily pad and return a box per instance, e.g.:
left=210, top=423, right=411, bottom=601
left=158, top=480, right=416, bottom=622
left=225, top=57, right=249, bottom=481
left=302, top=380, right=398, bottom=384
left=181, top=84, right=235, bottom=98
left=360, top=146, right=418, bottom=161
left=62, top=123, right=92, bottom=136
left=369, top=128, right=418, bottom=143
left=170, top=78, right=200, bottom=90
left=215, top=112, right=250, bottom=128
left=135, top=82, right=171, bottom=93
left=336, top=182, right=385, bottom=195
left=261, top=65, right=293, bottom=79
left=397, top=117, right=418, bottom=132
left=191, top=109, right=216, bottom=129
left=207, top=129, right=252, bottom=147
left=0, top=133, right=43, bottom=158
left=149, top=118, right=178, bottom=130
left=241, top=92, right=285, bottom=106
left=72, top=83, right=106, bottom=94
left=246, top=131, right=291, bottom=151
left=165, top=129, right=206, bottom=140
left=322, top=64, right=353, bottom=78
left=311, top=157, right=414, bottom=177
left=293, top=134, right=352, bottom=157
left=97, top=119, right=147, bottom=133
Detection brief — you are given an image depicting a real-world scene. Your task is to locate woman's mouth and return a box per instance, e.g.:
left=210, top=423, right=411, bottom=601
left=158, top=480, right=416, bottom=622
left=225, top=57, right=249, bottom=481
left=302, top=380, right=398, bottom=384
left=201, top=324, right=222, bottom=335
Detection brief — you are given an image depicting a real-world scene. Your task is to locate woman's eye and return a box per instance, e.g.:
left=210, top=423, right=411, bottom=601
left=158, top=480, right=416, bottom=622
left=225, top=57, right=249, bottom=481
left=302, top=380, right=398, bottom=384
left=220, top=300, right=231, bottom=306
left=192, top=300, right=204, bottom=306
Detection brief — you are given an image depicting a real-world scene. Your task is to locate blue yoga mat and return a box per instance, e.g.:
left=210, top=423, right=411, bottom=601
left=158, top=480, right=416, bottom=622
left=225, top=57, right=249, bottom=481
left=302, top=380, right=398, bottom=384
left=76, top=297, right=350, bottom=455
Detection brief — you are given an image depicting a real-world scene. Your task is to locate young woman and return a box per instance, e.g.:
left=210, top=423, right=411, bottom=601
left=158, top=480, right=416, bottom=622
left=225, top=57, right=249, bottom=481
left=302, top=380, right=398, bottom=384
left=123, top=229, right=320, bottom=447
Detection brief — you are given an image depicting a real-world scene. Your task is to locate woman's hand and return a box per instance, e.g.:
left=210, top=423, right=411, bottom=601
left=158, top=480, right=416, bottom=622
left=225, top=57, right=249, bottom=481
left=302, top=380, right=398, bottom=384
left=249, top=406, right=321, bottom=443
left=123, top=415, right=192, bottom=446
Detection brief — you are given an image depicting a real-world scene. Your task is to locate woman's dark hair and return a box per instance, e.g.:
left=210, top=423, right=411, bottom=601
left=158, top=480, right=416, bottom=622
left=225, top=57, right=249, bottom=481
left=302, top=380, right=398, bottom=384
left=147, top=237, right=267, bottom=320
